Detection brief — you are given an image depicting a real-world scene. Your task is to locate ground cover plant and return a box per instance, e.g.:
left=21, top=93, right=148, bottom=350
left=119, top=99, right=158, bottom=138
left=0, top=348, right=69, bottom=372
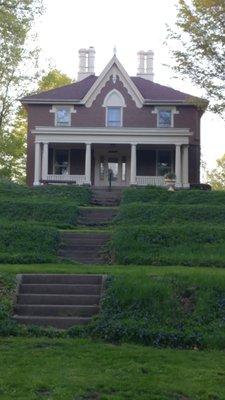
left=0, top=223, right=59, bottom=264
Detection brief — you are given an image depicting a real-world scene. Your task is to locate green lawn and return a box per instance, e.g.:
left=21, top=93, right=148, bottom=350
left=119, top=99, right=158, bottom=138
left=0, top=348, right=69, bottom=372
left=0, top=337, right=224, bottom=400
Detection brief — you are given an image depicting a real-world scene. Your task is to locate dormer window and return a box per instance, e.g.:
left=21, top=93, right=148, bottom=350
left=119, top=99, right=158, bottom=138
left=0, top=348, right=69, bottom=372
left=103, top=89, right=126, bottom=128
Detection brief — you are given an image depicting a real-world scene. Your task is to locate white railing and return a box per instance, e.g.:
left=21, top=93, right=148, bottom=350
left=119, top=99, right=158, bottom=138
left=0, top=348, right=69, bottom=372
left=136, top=176, right=165, bottom=186
left=46, top=174, right=86, bottom=185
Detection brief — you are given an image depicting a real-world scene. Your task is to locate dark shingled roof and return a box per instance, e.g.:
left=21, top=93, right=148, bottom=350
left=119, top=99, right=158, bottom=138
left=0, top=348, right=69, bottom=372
left=21, top=74, right=195, bottom=103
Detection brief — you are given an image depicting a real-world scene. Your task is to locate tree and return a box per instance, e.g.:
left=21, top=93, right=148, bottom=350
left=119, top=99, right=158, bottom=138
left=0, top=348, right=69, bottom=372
left=167, top=0, right=225, bottom=115
left=206, top=154, right=225, bottom=189
left=3, top=70, right=73, bottom=182
left=0, top=0, right=43, bottom=181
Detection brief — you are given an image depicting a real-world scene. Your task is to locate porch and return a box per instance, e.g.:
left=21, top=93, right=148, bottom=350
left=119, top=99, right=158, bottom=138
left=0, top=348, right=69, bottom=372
left=33, top=142, right=189, bottom=188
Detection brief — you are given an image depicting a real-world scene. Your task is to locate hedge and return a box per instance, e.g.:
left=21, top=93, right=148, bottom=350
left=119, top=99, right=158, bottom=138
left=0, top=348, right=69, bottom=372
left=122, top=187, right=225, bottom=205
left=116, top=203, right=225, bottom=225
left=110, top=223, right=225, bottom=266
left=0, top=222, right=59, bottom=263
left=0, top=198, right=79, bottom=227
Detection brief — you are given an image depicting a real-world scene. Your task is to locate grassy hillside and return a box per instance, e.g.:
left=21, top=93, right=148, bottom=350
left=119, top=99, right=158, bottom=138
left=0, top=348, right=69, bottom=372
left=111, top=187, right=225, bottom=266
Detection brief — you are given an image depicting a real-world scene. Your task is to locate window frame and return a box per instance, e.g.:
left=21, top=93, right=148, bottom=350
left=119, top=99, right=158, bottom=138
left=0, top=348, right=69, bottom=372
left=157, top=109, right=173, bottom=128
left=152, top=106, right=179, bottom=128
left=55, top=106, right=71, bottom=127
left=106, top=106, right=123, bottom=128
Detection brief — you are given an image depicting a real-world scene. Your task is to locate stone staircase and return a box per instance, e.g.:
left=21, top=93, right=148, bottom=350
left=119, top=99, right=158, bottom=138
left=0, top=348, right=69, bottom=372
left=13, top=274, right=105, bottom=329
left=91, top=188, right=122, bottom=206
left=78, top=207, right=118, bottom=226
left=58, top=232, right=111, bottom=264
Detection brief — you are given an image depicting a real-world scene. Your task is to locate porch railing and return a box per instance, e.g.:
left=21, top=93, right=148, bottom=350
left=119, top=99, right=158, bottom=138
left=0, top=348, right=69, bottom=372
left=136, top=176, right=165, bottom=186
left=46, top=174, right=86, bottom=185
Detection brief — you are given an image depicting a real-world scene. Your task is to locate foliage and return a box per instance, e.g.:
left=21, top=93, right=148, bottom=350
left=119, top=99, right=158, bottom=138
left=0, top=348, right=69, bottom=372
left=121, top=186, right=225, bottom=205
left=38, top=69, right=73, bottom=92
left=167, top=0, right=225, bottom=115
left=0, top=222, right=59, bottom=263
left=206, top=153, right=225, bottom=189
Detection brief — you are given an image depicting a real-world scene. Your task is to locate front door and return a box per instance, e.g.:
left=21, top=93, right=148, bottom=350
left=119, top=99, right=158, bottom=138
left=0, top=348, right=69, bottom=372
left=95, top=154, right=128, bottom=186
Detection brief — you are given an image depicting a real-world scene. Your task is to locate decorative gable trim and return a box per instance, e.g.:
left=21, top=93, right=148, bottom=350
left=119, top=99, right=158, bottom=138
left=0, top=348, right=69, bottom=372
left=82, top=55, right=144, bottom=108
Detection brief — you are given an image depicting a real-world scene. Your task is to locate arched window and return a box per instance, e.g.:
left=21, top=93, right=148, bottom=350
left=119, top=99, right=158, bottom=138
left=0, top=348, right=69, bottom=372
left=103, top=89, right=126, bottom=127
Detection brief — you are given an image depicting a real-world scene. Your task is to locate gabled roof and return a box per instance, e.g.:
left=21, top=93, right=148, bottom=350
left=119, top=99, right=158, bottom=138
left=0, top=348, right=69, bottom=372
left=21, top=58, right=207, bottom=107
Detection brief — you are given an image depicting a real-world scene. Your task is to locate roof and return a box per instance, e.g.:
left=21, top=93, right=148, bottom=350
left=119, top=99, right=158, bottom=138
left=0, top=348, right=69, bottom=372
left=21, top=74, right=205, bottom=105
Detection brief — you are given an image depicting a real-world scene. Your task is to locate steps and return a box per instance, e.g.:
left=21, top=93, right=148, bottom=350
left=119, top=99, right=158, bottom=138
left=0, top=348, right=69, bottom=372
left=78, top=207, right=118, bottom=226
left=13, top=274, right=105, bottom=329
left=91, top=188, right=122, bottom=206
left=59, top=232, right=111, bottom=264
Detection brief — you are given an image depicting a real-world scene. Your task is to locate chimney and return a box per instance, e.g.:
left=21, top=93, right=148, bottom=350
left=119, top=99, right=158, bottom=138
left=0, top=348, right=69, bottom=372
left=77, top=47, right=95, bottom=81
left=137, top=50, right=154, bottom=81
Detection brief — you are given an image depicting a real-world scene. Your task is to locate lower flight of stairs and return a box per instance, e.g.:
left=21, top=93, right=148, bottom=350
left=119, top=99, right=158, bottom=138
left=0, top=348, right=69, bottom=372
left=13, top=274, right=105, bottom=329
left=58, top=232, right=111, bottom=264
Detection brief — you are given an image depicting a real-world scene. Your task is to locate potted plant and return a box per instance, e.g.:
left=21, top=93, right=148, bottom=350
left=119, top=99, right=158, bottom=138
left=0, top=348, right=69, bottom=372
left=164, top=172, right=176, bottom=189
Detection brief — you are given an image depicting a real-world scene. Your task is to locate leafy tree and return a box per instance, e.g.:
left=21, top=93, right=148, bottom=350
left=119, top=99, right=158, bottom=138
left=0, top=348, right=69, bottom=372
left=206, top=154, right=225, bottom=189
left=3, top=70, right=73, bottom=182
left=167, top=0, right=225, bottom=115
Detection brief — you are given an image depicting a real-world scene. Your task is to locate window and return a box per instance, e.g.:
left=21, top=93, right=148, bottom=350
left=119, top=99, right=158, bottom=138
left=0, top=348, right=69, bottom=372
left=158, top=109, right=172, bottom=128
left=54, top=149, right=69, bottom=175
left=157, top=150, right=172, bottom=176
left=107, top=107, right=122, bottom=127
left=55, top=107, right=71, bottom=126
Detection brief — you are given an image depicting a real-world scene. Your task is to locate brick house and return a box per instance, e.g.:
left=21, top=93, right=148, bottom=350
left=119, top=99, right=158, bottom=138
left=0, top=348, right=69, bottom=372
left=21, top=47, right=207, bottom=188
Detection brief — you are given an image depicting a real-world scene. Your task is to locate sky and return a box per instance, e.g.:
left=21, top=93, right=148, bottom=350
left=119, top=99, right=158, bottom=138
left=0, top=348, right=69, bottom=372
left=35, top=0, right=225, bottom=174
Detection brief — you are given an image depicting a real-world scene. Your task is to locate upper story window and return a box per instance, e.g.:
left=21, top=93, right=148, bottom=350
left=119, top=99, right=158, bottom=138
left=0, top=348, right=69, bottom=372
left=107, top=107, right=122, bottom=127
left=103, top=89, right=126, bottom=128
left=50, top=105, right=76, bottom=127
left=55, top=107, right=71, bottom=126
left=158, top=109, right=172, bottom=128
left=152, top=107, right=179, bottom=128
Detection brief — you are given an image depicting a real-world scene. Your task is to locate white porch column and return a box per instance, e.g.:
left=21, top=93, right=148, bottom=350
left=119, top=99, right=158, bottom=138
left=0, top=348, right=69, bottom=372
left=85, top=142, right=91, bottom=185
left=182, top=145, right=190, bottom=188
left=33, top=141, right=41, bottom=186
left=41, top=142, right=49, bottom=181
left=130, top=143, right=137, bottom=185
left=175, top=144, right=182, bottom=188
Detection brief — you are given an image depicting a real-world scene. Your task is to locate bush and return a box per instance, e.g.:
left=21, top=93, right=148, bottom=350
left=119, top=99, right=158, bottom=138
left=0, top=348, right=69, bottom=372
left=122, top=187, right=225, bottom=205
left=0, top=198, right=79, bottom=227
left=0, top=222, right=59, bottom=263
left=117, top=203, right=225, bottom=225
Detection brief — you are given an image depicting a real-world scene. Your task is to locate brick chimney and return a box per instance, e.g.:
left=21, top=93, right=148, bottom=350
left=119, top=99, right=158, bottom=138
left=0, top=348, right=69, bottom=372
left=137, top=50, right=154, bottom=81
left=77, top=47, right=95, bottom=81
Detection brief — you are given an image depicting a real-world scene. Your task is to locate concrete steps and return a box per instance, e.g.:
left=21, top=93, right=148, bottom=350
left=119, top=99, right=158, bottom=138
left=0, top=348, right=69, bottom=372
left=78, top=208, right=118, bottom=226
left=59, top=232, right=111, bottom=264
left=91, top=189, right=122, bottom=206
left=13, top=274, right=105, bottom=329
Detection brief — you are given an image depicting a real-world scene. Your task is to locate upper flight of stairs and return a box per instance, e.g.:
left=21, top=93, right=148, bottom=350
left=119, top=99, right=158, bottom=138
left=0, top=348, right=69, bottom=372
left=13, top=274, right=105, bottom=329
left=91, top=188, right=122, bottom=206
left=78, top=207, right=118, bottom=226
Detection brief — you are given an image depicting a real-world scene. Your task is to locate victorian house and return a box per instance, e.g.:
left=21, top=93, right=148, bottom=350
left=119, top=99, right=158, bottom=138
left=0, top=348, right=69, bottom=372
left=21, top=47, right=207, bottom=188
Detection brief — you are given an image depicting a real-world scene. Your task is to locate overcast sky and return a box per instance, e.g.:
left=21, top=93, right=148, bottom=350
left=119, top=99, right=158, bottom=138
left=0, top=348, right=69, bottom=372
left=35, top=0, right=225, bottom=173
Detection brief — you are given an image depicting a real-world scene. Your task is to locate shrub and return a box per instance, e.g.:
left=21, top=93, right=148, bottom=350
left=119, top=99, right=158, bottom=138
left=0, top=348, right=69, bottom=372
left=0, top=222, right=59, bottom=263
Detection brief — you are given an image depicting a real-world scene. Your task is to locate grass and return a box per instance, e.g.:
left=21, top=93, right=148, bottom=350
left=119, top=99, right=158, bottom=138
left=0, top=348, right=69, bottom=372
left=0, top=337, right=225, bottom=400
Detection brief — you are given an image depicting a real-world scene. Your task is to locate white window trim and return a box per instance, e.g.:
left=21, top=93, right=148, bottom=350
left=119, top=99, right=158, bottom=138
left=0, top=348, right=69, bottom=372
left=50, top=105, right=77, bottom=127
left=105, top=106, right=123, bottom=128
left=152, top=106, right=179, bottom=128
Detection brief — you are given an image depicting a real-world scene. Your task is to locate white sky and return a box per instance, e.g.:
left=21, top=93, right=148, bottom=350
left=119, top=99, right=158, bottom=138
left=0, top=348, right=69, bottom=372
left=35, top=0, right=225, bottom=174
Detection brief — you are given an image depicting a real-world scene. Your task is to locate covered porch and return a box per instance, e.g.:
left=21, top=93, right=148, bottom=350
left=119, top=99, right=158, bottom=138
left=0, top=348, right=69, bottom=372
left=33, top=142, right=189, bottom=188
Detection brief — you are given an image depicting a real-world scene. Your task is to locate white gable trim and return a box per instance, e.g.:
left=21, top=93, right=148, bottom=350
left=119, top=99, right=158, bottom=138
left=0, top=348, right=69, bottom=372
left=82, top=55, right=144, bottom=109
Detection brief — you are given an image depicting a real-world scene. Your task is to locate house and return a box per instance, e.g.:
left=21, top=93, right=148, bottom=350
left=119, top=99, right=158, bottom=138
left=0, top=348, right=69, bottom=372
left=21, top=47, right=208, bottom=188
